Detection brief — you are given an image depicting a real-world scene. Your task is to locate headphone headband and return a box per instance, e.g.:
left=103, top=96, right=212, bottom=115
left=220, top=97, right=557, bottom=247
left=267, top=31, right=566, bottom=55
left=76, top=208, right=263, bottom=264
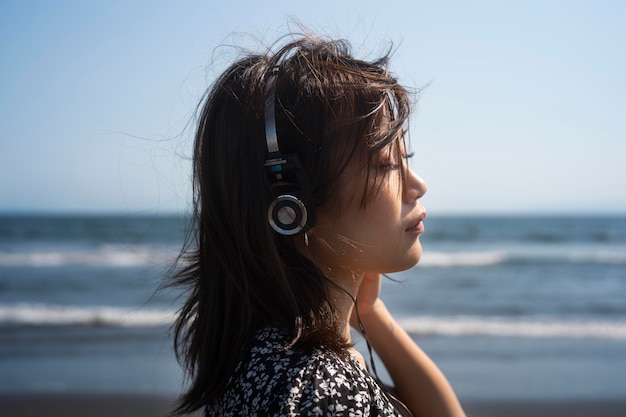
left=264, top=69, right=279, bottom=154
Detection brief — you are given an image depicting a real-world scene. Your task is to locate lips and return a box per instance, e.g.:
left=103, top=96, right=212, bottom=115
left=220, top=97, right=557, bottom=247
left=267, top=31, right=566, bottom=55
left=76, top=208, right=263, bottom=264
left=405, top=222, right=424, bottom=233
left=405, top=211, right=426, bottom=233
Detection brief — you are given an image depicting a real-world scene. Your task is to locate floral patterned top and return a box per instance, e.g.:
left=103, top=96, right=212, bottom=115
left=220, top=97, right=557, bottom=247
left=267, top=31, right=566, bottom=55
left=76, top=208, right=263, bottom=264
left=204, top=327, right=404, bottom=416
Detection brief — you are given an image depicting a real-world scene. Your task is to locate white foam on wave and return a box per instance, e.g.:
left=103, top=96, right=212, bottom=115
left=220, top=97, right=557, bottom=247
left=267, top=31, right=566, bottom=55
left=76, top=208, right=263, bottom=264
left=417, top=248, right=626, bottom=268
left=0, top=245, right=177, bottom=267
left=0, top=303, right=176, bottom=327
left=396, top=315, right=626, bottom=340
left=564, top=250, right=626, bottom=264
left=418, top=251, right=506, bottom=267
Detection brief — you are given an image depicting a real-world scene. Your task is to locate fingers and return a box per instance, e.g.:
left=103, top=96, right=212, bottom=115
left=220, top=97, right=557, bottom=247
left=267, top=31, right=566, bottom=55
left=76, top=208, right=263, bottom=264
left=358, top=272, right=382, bottom=301
left=362, top=272, right=382, bottom=282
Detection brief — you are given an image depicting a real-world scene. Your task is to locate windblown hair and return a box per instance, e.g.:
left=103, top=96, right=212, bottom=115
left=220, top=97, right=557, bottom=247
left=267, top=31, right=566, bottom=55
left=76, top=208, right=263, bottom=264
left=168, top=35, right=412, bottom=415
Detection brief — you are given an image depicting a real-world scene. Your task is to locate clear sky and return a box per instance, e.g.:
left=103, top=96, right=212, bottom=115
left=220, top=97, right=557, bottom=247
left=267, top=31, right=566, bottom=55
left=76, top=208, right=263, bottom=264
left=1, top=0, right=625, bottom=215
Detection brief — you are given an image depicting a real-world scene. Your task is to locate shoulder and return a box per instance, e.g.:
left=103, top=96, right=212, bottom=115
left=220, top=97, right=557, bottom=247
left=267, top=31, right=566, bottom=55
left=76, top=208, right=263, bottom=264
left=282, top=347, right=372, bottom=416
left=205, top=327, right=400, bottom=417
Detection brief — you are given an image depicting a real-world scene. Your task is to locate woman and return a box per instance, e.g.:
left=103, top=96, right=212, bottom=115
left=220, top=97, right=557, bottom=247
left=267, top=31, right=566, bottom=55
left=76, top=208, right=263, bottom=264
left=168, top=34, right=466, bottom=417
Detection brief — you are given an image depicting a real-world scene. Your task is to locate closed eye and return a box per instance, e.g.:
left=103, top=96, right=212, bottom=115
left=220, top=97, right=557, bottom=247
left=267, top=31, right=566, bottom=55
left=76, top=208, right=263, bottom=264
left=379, top=152, right=414, bottom=170
left=379, top=163, right=401, bottom=171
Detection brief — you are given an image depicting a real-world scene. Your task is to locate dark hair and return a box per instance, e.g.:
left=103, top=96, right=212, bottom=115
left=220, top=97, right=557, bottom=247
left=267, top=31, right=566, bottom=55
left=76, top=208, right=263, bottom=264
left=168, top=35, right=411, bottom=415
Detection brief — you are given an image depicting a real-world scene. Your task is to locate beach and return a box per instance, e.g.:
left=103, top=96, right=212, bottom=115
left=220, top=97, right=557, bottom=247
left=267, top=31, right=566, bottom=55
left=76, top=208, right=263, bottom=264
left=2, top=394, right=626, bottom=417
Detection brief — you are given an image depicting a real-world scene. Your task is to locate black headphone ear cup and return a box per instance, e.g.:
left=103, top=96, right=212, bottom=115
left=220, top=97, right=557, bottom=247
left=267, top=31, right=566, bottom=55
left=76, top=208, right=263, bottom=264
left=265, top=152, right=316, bottom=235
left=268, top=194, right=308, bottom=235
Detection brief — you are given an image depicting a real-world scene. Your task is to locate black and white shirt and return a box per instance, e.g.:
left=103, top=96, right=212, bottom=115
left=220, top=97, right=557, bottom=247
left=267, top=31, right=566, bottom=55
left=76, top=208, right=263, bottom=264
left=204, top=327, right=404, bottom=416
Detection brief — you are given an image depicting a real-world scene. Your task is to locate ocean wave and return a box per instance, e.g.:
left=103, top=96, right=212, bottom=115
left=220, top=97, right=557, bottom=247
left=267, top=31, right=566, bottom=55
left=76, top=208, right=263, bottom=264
left=3, top=303, right=625, bottom=340
left=417, top=249, right=626, bottom=268
left=2, top=244, right=626, bottom=269
left=0, top=246, right=177, bottom=267
left=0, top=303, right=176, bottom=327
left=396, top=316, right=626, bottom=339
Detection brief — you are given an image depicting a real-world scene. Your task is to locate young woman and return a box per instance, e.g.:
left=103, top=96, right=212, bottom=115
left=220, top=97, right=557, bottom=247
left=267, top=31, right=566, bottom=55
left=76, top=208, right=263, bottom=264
left=168, top=34, right=466, bottom=417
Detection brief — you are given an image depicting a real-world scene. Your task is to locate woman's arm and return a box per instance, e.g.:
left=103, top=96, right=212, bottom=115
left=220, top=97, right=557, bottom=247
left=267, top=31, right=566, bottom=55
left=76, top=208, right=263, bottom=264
left=351, top=272, right=466, bottom=417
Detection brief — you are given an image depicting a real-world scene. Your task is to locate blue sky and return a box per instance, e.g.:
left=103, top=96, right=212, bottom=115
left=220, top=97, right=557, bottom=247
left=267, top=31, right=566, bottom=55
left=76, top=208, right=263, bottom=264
left=1, top=0, right=625, bottom=214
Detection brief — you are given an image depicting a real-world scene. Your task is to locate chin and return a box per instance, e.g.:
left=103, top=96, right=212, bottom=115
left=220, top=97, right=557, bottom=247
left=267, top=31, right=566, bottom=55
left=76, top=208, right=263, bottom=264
left=407, top=252, right=422, bottom=269
left=390, top=251, right=423, bottom=273
left=408, top=242, right=423, bottom=265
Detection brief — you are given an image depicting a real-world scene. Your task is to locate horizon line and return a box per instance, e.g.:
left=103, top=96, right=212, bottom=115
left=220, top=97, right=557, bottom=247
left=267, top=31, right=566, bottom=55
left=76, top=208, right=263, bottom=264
left=1, top=209, right=625, bottom=218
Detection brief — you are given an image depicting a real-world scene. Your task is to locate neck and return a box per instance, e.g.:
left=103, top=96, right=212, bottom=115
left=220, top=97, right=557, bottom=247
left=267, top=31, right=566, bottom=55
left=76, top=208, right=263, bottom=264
left=326, top=270, right=363, bottom=341
left=294, top=231, right=364, bottom=341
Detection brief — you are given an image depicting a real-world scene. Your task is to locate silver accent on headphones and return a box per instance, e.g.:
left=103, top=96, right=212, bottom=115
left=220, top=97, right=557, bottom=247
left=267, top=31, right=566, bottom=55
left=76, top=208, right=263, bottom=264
left=264, top=71, right=279, bottom=154
left=268, top=195, right=308, bottom=235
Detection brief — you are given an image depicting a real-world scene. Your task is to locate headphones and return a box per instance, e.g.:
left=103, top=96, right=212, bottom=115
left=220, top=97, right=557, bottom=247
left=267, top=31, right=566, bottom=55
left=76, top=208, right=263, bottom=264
left=264, top=69, right=316, bottom=235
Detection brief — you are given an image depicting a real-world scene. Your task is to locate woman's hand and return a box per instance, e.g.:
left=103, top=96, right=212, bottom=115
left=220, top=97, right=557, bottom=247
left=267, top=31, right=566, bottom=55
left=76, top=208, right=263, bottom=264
left=350, top=272, right=385, bottom=330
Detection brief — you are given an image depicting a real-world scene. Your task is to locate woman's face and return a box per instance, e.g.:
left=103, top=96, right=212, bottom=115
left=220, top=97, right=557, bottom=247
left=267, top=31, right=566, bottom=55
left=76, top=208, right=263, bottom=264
left=309, top=140, right=428, bottom=276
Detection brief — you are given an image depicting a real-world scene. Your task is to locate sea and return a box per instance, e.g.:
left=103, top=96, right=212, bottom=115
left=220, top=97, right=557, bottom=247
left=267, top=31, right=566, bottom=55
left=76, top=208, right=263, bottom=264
left=0, top=214, right=625, bottom=401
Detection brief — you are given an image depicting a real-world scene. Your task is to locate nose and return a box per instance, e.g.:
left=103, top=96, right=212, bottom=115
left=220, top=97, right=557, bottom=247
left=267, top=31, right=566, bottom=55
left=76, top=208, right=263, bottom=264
left=404, top=167, right=427, bottom=202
